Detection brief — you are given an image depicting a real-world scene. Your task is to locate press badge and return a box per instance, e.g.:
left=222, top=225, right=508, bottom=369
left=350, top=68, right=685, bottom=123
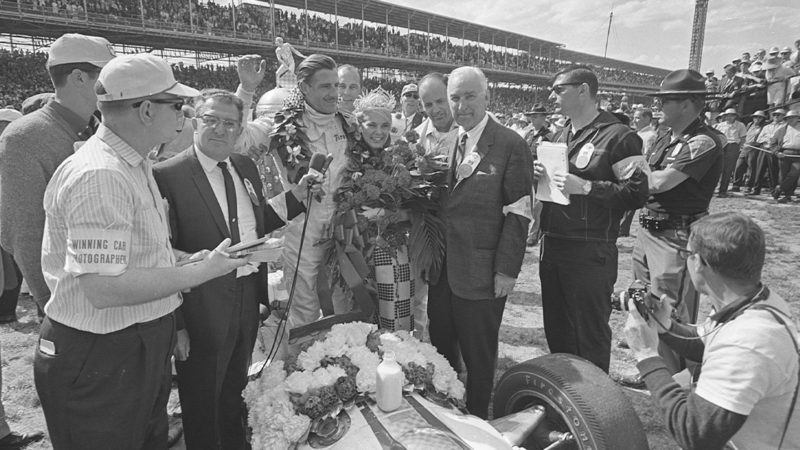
left=575, top=143, right=595, bottom=169
left=65, top=229, right=130, bottom=276
left=39, top=338, right=56, bottom=356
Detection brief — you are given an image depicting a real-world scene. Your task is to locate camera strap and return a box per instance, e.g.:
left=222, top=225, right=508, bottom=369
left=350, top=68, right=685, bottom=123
left=748, top=303, right=799, bottom=450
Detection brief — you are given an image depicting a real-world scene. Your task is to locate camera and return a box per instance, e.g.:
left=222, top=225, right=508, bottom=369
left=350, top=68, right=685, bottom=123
left=611, top=280, right=658, bottom=321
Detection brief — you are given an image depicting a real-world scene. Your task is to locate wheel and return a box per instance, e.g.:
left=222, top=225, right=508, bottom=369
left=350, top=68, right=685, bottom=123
left=492, top=353, right=649, bottom=450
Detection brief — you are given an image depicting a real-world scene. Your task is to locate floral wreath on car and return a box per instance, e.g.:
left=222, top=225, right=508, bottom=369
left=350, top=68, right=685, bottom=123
left=244, top=322, right=465, bottom=450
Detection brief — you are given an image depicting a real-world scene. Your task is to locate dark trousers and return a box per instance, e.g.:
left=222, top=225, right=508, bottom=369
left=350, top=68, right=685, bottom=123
left=34, top=314, right=176, bottom=450
left=733, top=150, right=759, bottom=188
left=717, top=143, right=740, bottom=194
left=176, top=275, right=260, bottom=450
left=540, top=237, right=616, bottom=373
left=778, top=156, right=800, bottom=197
left=752, top=150, right=779, bottom=192
left=428, top=266, right=506, bottom=419
left=0, top=252, right=22, bottom=316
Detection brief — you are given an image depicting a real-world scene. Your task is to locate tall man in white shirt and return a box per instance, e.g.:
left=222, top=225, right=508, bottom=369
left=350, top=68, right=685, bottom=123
left=391, top=82, right=426, bottom=141
left=714, top=108, right=747, bottom=196
left=35, top=53, right=248, bottom=450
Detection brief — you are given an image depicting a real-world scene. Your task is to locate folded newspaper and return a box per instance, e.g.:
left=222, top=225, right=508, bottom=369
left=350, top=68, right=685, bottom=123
left=228, top=236, right=284, bottom=263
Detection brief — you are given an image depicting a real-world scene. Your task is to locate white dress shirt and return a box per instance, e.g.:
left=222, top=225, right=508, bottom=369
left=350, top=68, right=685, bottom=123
left=457, top=113, right=491, bottom=164
left=196, top=148, right=259, bottom=277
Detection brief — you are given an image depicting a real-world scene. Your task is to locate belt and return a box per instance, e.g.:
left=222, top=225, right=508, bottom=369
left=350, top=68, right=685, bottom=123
left=48, top=312, right=174, bottom=336
left=639, top=210, right=707, bottom=232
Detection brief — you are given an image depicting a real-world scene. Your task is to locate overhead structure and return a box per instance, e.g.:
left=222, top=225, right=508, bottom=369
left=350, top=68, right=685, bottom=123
left=689, top=0, right=708, bottom=71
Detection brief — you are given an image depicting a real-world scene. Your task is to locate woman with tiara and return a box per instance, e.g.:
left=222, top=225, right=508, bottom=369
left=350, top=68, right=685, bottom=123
left=335, top=87, right=418, bottom=333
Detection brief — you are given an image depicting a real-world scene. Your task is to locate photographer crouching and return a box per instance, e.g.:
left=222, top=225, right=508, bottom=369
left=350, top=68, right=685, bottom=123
left=624, top=212, right=799, bottom=450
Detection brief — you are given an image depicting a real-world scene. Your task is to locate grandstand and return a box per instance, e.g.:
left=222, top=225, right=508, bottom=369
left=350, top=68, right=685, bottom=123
left=0, top=0, right=669, bottom=109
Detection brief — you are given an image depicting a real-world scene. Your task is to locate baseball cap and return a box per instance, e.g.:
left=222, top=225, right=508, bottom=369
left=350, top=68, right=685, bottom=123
left=47, top=33, right=116, bottom=68
left=401, top=83, right=418, bottom=96
left=96, top=53, right=199, bottom=102
left=0, top=108, right=23, bottom=123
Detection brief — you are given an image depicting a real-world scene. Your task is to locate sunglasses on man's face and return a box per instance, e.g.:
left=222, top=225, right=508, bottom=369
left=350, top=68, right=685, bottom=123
left=132, top=99, right=185, bottom=111
left=403, top=93, right=419, bottom=99
left=550, top=83, right=582, bottom=95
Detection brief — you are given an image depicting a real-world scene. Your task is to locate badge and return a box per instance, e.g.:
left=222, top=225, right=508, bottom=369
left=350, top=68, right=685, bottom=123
left=671, top=142, right=683, bottom=157
left=457, top=152, right=482, bottom=180
left=243, top=178, right=260, bottom=206
left=575, top=143, right=594, bottom=169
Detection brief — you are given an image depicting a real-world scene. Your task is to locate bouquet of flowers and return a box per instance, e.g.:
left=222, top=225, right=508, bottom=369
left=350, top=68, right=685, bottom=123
left=325, top=131, right=449, bottom=290
left=244, top=322, right=466, bottom=450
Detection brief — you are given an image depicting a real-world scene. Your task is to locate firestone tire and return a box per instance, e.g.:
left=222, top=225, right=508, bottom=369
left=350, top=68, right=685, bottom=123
left=492, top=353, right=649, bottom=450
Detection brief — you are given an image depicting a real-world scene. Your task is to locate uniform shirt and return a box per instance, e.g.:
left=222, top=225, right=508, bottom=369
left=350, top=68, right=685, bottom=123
left=714, top=120, right=747, bottom=144
left=41, top=125, right=180, bottom=334
left=647, top=119, right=724, bottom=215
left=766, top=65, right=795, bottom=105
left=696, top=291, right=799, bottom=449
left=743, top=122, right=764, bottom=147
left=195, top=148, right=259, bottom=277
left=414, top=117, right=458, bottom=158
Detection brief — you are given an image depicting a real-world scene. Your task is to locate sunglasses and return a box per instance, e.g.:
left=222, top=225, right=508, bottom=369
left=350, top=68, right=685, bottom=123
left=550, top=83, right=582, bottom=95
left=132, top=99, right=185, bottom=111
left=403, top=93, right=419, bottom=99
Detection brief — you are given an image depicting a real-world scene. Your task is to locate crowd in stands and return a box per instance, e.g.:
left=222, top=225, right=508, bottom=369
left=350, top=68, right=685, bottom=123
left=5, top=0, right=663, bottom=86
left=1, top=49, right=555, bottom=114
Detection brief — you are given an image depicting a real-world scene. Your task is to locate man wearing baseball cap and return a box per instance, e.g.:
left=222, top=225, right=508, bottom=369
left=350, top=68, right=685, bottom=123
left=632, top=69, right=725, bottom=377
left=391, top=82, right=426, bottom=141
left=35, top=53, right=249, bottom=449
left=0, top=33, right=115, bottom=322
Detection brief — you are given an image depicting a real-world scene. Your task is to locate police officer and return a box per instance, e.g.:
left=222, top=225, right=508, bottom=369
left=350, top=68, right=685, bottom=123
left=633, top=69, right=725, bottom=375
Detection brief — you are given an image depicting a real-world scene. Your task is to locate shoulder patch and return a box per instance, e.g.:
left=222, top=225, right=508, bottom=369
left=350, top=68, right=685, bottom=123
left=687, top=134, right=717, bottom=160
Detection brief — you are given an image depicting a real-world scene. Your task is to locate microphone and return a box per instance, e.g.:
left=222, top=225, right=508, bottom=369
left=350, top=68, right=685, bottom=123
left=308, top=153, right=333, bottom=183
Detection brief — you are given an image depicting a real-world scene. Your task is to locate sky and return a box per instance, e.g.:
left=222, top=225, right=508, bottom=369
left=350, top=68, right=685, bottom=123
left=385, top=0, right=798, bottom=74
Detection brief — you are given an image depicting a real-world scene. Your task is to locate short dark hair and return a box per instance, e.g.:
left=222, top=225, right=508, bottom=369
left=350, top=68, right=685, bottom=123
left=637, top=109, right=653, bottom=121
left=552, top=65, right=599, bottom=98
left=48, top=62, right=102, bottom=88
left=689, top=212, right=765, bottom=283
left=419, top=72, right=448, bottom=90
left=297, top=54, right=337, bottom=85
left=194, top=89, right=244, bottom=123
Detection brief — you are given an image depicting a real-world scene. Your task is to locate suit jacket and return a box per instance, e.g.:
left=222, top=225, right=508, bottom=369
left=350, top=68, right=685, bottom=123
left=153, top=147, right=303, bottom=351
left=439, top=117, right=533, bottom=300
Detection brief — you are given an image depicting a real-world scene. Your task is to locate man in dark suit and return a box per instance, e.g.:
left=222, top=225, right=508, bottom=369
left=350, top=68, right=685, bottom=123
left=153, top=89, right=318, bottom=449
left=428, top=66, right=533, bottom=419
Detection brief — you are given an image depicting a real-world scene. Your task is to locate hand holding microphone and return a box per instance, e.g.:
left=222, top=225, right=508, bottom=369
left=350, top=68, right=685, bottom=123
left=293, top=153, right=333, bottom=202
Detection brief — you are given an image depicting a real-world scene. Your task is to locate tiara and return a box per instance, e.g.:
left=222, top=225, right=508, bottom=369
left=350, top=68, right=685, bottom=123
left=353, top=87, right=396, bottom=113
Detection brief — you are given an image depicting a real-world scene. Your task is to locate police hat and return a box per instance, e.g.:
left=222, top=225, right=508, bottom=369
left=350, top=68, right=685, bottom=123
left=647, top=69, right=708, bottom=97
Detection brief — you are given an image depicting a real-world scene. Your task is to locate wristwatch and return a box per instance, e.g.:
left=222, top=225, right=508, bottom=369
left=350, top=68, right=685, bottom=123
left=582, top=179, right=592, bottom=195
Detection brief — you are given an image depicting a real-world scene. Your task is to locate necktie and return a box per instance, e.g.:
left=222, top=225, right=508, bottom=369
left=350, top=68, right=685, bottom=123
left=456, top=133, right=468, bottom=166
left=217, top=161, right=240, bottom=244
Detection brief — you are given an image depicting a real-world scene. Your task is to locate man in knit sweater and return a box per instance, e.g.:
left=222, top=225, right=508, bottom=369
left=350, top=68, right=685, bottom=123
left=0, top=33, right=115, bottom=311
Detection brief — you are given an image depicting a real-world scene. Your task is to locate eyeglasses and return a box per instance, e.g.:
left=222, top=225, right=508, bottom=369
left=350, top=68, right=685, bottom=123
left=403, top=93, right=419, bottom=99
left=549, top=83, right=582, bottom=95
left=199, top=114, right=240, bottom=132
left=131, top=98, right=185, bottom=111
